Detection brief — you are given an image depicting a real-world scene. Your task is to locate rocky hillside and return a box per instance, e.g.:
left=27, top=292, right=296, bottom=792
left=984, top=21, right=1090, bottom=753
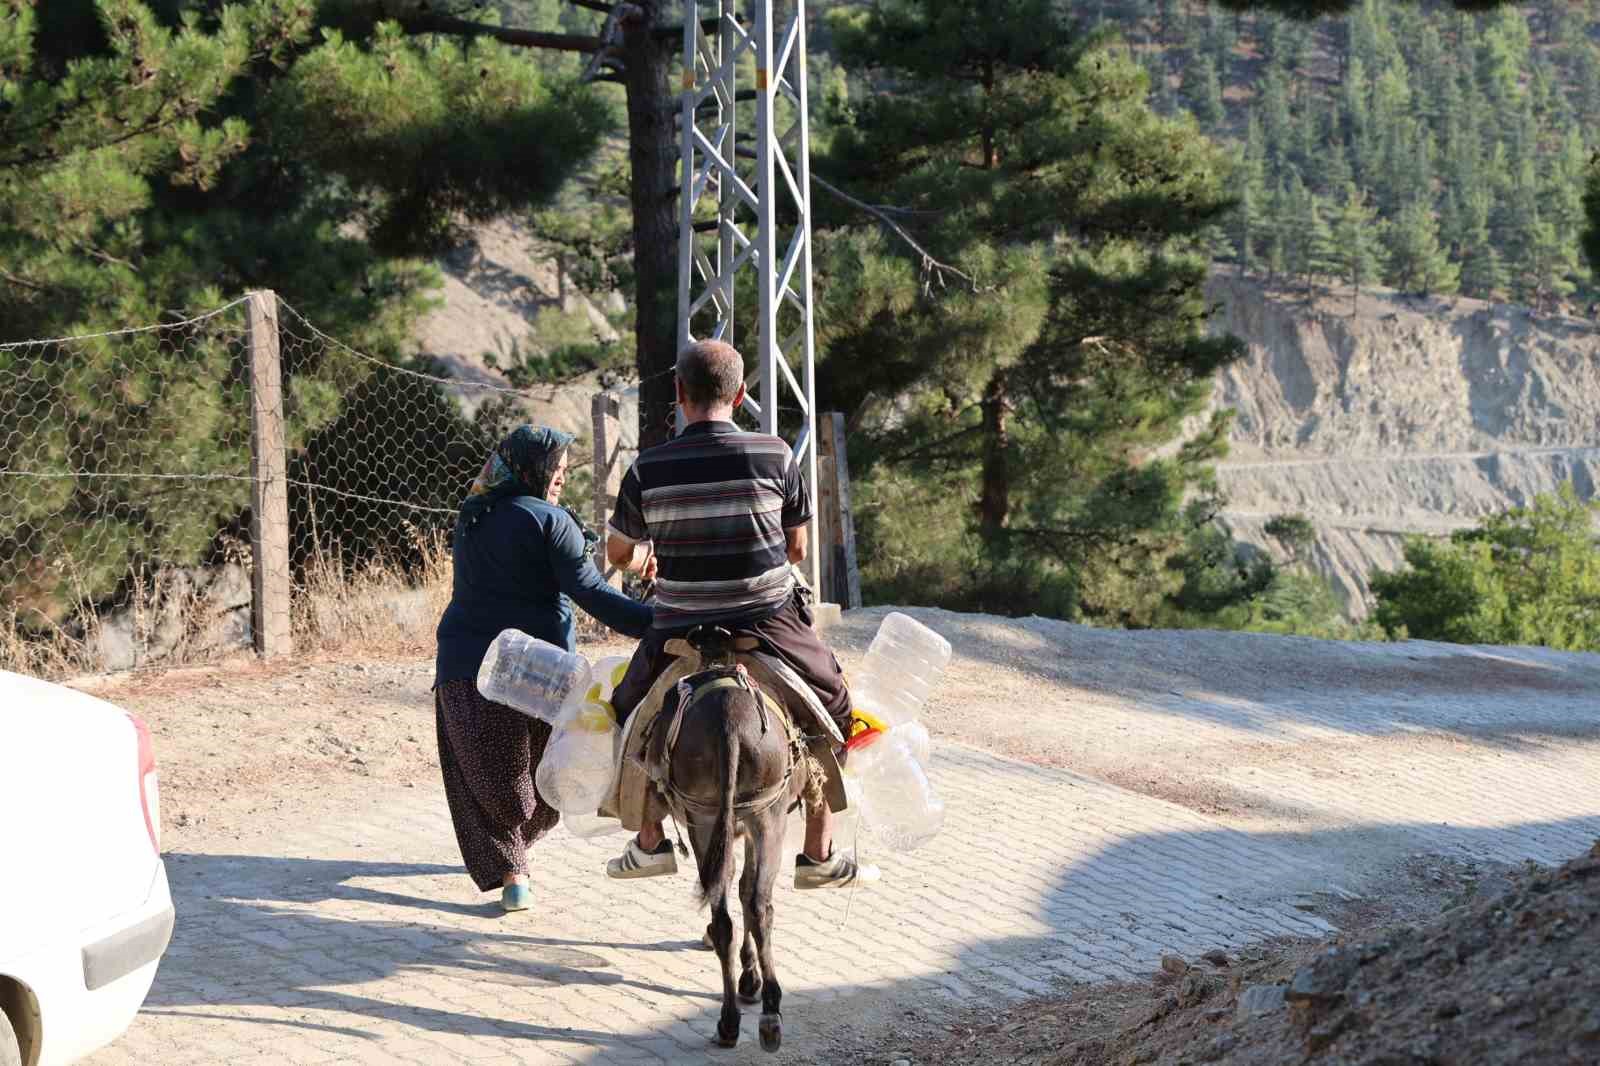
left=410, top=224, right=1600, bottom=621
left=411, top=217, right=639, bottom=448
left=1207, top=270, right=1600, bottom=615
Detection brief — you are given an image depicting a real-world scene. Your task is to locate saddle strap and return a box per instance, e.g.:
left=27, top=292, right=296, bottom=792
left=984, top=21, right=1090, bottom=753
left=658, top=670, right=799, bottom=819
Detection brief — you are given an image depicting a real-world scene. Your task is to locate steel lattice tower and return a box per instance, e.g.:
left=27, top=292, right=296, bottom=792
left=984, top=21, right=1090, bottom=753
left=677, top=0, right=820, bottom=592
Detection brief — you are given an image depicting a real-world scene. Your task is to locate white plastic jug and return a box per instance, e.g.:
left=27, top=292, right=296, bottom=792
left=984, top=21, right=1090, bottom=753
left=892, top=719, right=932, bottom=766
left=850, top=612, right=952, bottom=728
left=848, top=728, right=944, bottom=852
left=589, top=655, right=631, bottom=702
left=563, top=811, right=626, bottom=839
left=477, top=629, right=591, bottom=724
left=536, top=698, right=620, bottom=815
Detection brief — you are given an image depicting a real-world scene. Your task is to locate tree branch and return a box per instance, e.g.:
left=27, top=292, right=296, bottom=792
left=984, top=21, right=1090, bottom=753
left=654, top=16, right=727, bottom=41
left=565, top=0, right=615, bottom=12
left=880, top=423, right=983, bottom=465
left=669, top=88, right=758, bottom=118
left=580, top=2, right=636, bottom=82
left=400, top=14, right=602, bottom=52
left=0, top=266, right=51, bottom=293
left=810, top=172, right=987, bottom=295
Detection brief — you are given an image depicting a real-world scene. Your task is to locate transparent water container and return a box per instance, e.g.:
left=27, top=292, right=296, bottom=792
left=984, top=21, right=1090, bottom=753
left=893, top=719, right=932, bottom=766
left=589, top=655, right=631, bottom=702
left=536, top=698, right=620, bottom=816
left=563, top=811, right=626, bottom=840
left=477, top=629, right=591, bottom=724
left=848, top=728, right=944, bottom=853
left=850, top=612, right=952, bottom=729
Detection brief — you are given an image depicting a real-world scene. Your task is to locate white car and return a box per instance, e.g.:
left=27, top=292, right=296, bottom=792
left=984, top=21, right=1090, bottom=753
left=0, top=672, right=173, bottom=1066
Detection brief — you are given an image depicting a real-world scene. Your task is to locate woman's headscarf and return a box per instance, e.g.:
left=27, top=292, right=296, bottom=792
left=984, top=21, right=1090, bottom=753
left=456, top=425, right=575, bottom=539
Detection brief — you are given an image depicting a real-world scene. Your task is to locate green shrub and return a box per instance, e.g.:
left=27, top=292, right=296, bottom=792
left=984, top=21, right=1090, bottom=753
left=1372, top=485, right=1600, bottom=651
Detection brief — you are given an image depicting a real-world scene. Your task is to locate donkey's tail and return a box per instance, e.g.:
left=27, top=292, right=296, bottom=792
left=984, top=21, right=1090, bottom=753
left=699, top=701, right=740, bottom=908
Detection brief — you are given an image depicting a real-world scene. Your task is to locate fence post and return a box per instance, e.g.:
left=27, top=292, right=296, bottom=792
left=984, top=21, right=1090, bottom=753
left=592, top=391, right=624, bottom=588
left=815, top=439, right=838, bottom=605
left=247, top=290, right=292, bottom=657
left=818, top=412, right=862, bottom=609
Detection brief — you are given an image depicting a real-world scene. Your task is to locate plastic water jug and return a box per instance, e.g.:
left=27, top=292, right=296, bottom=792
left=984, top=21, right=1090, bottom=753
left=850, top=612, right=952, bottom=729
left=536, top=697, right=620, bottom=815
left=848, top=727, right=944, bottom=852
left=589, top=655, right=631, bottom=702
left=477, top=629, right=591, bottom=724
left=893, top=719, right=932, bottom=766
left=563, top=811, right=626, bottom=839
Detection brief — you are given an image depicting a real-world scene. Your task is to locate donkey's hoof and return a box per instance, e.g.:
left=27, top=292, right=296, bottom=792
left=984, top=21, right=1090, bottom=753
left=759, top=1013, right=782, bottom=1052
left=737, top=971, right=763, bottom=1004
left=715, top=1022, right=741, bottom=1048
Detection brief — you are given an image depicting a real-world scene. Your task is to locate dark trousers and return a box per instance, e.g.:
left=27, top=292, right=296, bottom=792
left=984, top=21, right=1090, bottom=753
left=435, top=679, right=562, bottom=892
left=612, top=587, right=852, bottom=735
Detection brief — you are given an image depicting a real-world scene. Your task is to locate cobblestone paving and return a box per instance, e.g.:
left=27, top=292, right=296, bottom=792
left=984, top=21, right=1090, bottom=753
left=91, top=744, right=1343, bottom=1065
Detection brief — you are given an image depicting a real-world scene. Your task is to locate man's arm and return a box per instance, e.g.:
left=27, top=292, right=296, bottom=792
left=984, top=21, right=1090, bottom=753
left=605, top=530, right=656, bottom=578
left=784, top=523, right=807, bottom=564
left=604, top=461, right=657, bottom=579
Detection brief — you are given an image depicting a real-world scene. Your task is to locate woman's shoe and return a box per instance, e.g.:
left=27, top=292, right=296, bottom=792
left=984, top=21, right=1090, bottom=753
left=501, top=882, right=532, bottom=912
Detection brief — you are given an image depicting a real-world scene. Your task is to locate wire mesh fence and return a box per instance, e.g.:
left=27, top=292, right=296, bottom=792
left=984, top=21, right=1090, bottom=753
left=0, top=292, right=631, bottom=678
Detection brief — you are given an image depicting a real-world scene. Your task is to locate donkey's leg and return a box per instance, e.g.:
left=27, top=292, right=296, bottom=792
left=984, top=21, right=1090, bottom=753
left=751, top=809, right=786, bottom=1053
left=738, top=834, right=762, bottom=1004
left=710, top=893, right=740, bottom=1046
left=690, top=821, right=742, bottom=1047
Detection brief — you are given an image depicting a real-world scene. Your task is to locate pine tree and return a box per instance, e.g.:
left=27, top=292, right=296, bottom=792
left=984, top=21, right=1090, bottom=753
left=1458, top=189, right=1509, bottom=298
left=1583, top=154, right=1600, bottom=278
left=821, top=0, right=1240, bottom=622
left=1233, top=114, right=1269, bottom=272
left=1385, top=200, right=1459, bottom=296
left=1518, top=218, right=1580, bottom=312
left=1184, top=54, right=1226, bottom=126
left=1282, top=174, right=1335, bottom=296
left=1331, top=182, right=1385, bottom=314
left=1257, top=65, right=1294, bottom=169
left=0, top=0, right=611, bottom=615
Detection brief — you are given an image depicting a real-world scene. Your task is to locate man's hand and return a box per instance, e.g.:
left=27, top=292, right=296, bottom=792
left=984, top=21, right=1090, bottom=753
left=606, top=530, right=656, bottom=575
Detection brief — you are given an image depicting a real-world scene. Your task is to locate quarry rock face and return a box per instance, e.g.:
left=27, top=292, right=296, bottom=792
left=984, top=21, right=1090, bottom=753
left=1205, top=270, right=1600, bottom=615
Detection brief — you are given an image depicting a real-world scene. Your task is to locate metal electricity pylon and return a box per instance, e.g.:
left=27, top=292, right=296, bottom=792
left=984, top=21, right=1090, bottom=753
left=676, top=0, right=820, bottom=592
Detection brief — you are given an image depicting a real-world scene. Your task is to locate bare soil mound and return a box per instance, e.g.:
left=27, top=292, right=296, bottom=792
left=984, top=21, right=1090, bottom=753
left=911, top=842, right=1600, bottom=1066
left=1194, top=840, right=1600, bottom=1066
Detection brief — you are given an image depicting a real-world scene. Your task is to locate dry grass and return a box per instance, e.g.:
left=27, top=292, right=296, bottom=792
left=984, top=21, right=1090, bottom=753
left=4, top=532, right=455, bottom=680
left=0, top=604, right=99, bottom=678
left=291, top=531, right=453, bottom=658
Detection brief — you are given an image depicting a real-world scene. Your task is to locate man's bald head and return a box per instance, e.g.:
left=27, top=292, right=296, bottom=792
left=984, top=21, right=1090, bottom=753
left=675, top=340, right=746, bottom=410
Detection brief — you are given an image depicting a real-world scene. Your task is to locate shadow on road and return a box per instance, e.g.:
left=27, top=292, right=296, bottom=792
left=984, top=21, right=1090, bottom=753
left=149, top=852, right=717, bottom=1051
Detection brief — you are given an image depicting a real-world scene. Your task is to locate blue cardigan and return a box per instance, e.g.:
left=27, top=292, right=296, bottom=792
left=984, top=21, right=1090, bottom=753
left=434, top=496, right=651, bottom=686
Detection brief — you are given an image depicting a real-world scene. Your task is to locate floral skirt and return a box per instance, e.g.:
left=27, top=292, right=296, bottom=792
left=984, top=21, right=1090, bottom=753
left=435, top=679, right=562, bottom=892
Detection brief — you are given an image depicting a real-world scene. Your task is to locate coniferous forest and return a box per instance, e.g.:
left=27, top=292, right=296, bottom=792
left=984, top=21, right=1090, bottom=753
left=1111, top=0, right=1599, bottom=310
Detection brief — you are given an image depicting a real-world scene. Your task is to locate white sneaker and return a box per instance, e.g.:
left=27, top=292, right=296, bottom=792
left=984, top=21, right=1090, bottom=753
left=793, top=849, right=880, bottom=890
left=606, top=836, right=679, bottom=879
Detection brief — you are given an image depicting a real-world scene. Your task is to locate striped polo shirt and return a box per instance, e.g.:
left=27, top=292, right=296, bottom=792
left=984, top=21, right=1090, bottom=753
left=607, top=420, right=810, bottom=629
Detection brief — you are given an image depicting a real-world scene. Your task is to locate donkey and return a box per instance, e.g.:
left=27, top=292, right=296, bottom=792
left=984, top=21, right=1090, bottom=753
left=643, top=627, right=806, bottom=1052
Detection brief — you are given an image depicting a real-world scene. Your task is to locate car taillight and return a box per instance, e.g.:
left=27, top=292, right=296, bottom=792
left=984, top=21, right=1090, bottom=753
left=129, top=713, right=160, bottom=853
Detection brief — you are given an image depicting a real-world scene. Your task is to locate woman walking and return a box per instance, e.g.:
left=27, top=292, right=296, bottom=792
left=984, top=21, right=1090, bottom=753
left=434, top=425, right=653, bottom=912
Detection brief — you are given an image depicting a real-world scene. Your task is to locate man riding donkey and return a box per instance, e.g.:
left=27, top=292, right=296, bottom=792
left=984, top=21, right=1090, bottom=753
left=601, top=339, right=876, bottom=892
